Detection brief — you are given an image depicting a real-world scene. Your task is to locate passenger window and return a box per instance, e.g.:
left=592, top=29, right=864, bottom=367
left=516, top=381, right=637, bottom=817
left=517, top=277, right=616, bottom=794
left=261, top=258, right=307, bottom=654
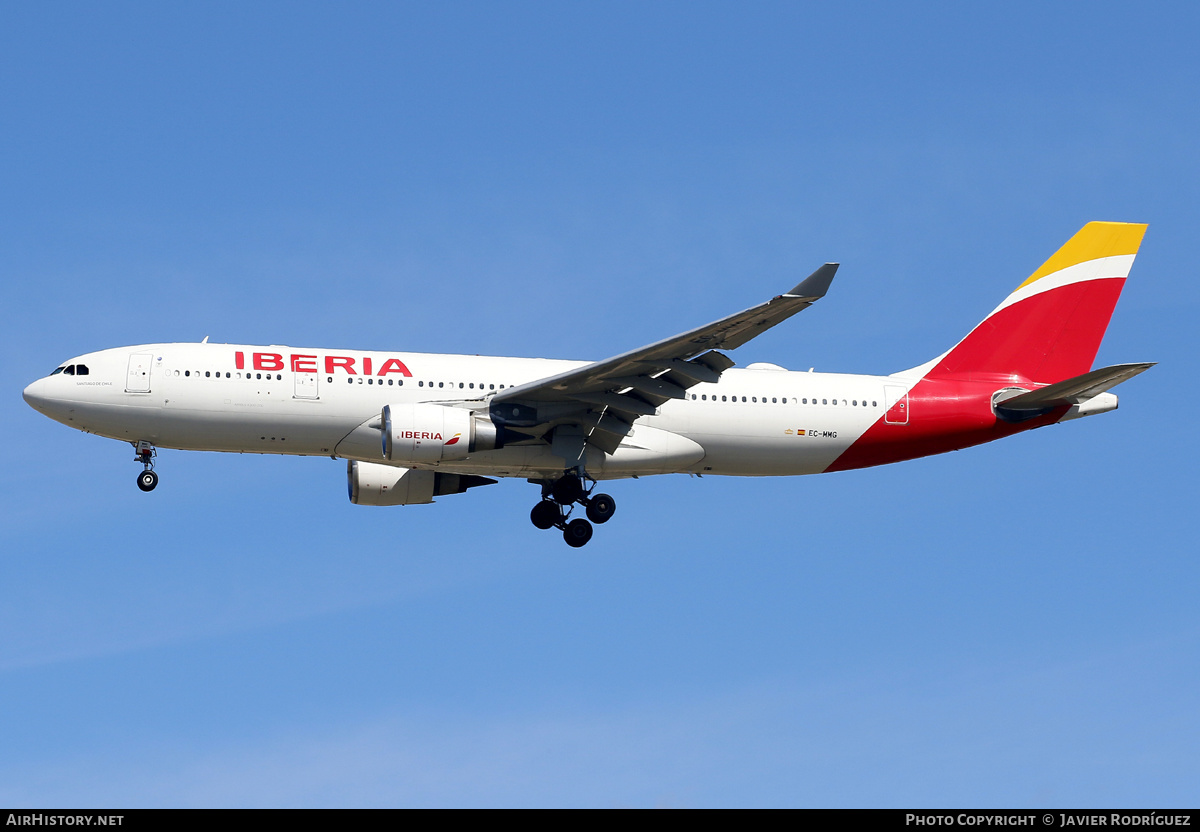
left=741, top=396, right=747, bottom=402
left=388, top=379, right=393, bottom=386
left=701, top=394, right=707, bottom=401
left=752, top=397, right=756, bottom=402
left=419, top=381, right=424, bottom=387
left=872, top=401, right=878, bottom=407
left=459, top=382, right=464, bottom=389
left=347, top=378, right=353, bottom=384
left=772, top=397, right=777, bottom=403
left=469, top=383, right=475, bottom=389
left=185, top=370, right=190, bottom=377
left=368, top=378, right=373, bottom=385
left=205, top=371, right=211, bottom=377
left=327, top=376, right=333, bottom=383
left=439, top=382, right=444, bottom=388
left=490, top=384, right=495, bottom=390
left=852, top=400, right=857, bottom=406
left=721, top=395, right=727, bottom=402
left=822, top=398, right=827, bottom=405
left=276, top=374, right=281, bottom=380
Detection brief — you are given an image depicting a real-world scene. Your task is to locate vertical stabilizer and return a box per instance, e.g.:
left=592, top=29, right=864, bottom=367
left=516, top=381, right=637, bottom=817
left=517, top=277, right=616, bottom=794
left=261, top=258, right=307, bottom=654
left=919, top=222, right=1147, bottom=384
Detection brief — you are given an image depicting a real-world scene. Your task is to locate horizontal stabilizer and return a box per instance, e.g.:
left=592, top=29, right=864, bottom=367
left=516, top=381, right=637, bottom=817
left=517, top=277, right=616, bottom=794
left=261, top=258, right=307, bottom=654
left=996, top=362, right=1155, bottom=412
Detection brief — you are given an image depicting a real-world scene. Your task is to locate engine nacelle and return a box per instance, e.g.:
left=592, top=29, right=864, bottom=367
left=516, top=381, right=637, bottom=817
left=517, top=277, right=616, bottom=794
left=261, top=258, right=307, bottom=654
left=348, top=460, right=436, bottom=505
left=347, top=460, right=496, bottom=506
left=381, top=403, right=500, bottom=464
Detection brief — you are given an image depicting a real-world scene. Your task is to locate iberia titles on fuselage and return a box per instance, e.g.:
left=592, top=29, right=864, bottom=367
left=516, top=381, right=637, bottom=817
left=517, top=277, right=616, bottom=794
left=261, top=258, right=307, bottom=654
left=23, top=222, right=1154, bottom=548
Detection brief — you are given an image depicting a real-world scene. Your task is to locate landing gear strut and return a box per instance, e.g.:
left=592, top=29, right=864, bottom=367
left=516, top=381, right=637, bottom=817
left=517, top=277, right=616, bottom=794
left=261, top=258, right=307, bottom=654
left=134, top=440, right=158, bottom=492
left=528, top=472, right=616, bottom=547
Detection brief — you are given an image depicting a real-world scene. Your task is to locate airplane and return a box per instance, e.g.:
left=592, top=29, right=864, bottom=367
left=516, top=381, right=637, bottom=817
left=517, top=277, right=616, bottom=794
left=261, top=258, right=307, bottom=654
left=23, top=221, right=1153, bottom=547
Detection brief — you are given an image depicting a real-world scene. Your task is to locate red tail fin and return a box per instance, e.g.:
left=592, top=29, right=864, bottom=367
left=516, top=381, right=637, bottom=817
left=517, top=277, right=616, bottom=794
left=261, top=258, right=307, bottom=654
left=920, top=222, right=1146, bottom=384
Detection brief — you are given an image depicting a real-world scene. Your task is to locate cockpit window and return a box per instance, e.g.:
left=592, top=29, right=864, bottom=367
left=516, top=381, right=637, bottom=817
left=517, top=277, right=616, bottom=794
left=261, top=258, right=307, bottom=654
left=50, top=366, right=65, bottom=375
left=76, top=364, right=89, bottom=376
left=64, top=365, right=75, bottom=375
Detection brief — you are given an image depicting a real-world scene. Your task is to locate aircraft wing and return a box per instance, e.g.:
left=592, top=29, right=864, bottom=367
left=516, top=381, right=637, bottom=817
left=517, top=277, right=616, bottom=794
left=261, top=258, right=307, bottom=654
left=489, top=263, right=838, bottom=455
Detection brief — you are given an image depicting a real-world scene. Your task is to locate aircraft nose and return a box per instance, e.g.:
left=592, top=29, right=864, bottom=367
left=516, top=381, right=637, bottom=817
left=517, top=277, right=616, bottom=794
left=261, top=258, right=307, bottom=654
left=23, top=377, right=50, bottom=414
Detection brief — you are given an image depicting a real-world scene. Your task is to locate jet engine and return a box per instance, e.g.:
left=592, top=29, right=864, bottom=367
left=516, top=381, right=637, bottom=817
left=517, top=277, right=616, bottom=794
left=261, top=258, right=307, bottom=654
left=381, top=403, right=501, bottom=464
left=348, top=460, right=496, bottom=506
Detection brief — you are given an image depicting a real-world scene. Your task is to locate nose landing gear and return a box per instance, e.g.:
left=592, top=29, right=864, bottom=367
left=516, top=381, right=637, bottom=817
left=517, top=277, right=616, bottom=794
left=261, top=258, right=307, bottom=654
left=134, top=441, right=158, bottom=492
left=528, top=472, right=616, bottom=547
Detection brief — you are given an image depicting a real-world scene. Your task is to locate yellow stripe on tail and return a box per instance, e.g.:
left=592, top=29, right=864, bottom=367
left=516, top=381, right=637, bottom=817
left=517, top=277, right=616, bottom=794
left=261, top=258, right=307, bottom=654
left=1017, top=221, right=1147, bottom=290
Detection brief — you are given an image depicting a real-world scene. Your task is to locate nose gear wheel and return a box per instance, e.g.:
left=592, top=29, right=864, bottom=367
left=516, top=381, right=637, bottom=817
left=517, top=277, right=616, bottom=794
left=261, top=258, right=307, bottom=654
left=133, top=440, right=158, bottom=492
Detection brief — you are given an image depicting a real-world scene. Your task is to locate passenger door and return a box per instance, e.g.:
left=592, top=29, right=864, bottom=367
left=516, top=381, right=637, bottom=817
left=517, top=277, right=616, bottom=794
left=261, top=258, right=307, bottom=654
left=126, top=353, right=153, bottom=393
left=293, top=370, right=319, bottom=399
left=884, top=385, right=909, bottom=425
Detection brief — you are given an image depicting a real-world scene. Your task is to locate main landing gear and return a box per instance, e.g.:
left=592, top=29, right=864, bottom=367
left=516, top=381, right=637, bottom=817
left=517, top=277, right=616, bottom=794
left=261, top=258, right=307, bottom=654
left=134, top=440, right=158, bottom=492
left=529, top=472, right=616, bottom=548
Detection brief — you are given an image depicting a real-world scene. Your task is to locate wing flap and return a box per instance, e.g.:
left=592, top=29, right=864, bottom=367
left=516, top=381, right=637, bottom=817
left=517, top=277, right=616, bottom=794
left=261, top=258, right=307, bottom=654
left=575, top=391, right=659, bottom=418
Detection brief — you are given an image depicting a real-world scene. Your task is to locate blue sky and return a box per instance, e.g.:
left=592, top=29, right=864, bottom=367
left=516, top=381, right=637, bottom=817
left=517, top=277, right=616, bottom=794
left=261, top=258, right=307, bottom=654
left=2, top=2, right=1197, bottom=807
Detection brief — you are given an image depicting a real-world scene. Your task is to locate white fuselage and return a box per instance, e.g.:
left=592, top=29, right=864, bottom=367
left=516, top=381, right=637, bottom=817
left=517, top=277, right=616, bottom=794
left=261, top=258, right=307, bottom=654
left=24, top=343, right=901, bottom=480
